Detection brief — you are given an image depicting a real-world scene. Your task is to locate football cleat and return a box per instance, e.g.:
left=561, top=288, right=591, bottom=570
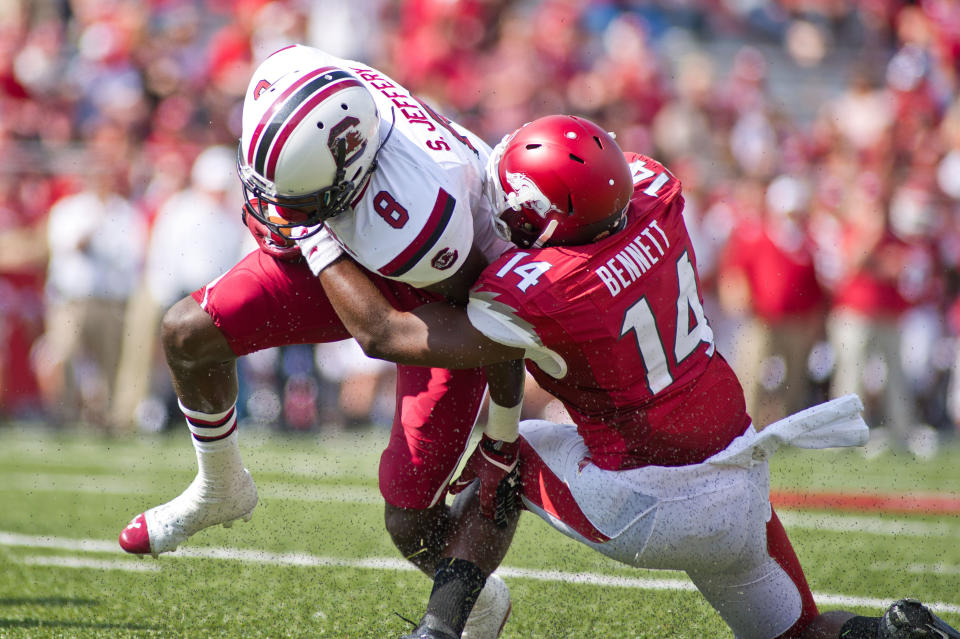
left=880, top=599, right=960, bottom=638
left=118, top=469, right=258, bottom=557
left=461, top=573, right=512, bottom=639
left=398, top=613, right=458, bottom=639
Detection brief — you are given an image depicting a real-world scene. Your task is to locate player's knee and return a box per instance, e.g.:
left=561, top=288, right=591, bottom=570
left=384, top=502, right=449, bottom=556
left=384, top=502, right=425, bottom=542
left=160, top=296, right=230, bottom=368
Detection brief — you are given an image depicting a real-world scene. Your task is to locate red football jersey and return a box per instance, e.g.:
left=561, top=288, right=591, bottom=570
left=468, top=153, right=750, bottom=470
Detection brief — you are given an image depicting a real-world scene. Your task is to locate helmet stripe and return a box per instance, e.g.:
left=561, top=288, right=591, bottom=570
left=378, top=189, right=456, bottom=278
left=263, top=76, right=363, bottom=180
left=247, top=66, right=331, bottom=165
left=248, top=68, right=357, bottom=176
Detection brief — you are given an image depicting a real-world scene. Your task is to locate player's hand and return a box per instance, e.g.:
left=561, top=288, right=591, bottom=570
left=242, top=200, right=301, bottom=262
left=450, top=434, right=520, bottom=528
left=297, top=223, right=344, bottom=276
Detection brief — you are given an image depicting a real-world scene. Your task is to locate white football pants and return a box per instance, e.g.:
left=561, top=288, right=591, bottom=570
left=518, top=420, right=804, bottom=639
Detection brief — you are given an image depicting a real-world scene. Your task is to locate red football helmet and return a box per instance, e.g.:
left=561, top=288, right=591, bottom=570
left=486, top=115, right=633, bottom=248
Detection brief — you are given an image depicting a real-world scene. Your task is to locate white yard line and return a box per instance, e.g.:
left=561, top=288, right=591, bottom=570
left=3, top=472, right=384, bottom=504
left=20, top=555, right=161, bottom=572
left=7, top=473, right=960, bottom=538
left=3, top=531, right=959, bottom=616
left=871, top=561, right=960, bottom=575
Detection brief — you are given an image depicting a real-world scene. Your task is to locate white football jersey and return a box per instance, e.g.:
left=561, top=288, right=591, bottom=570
left=284, top=46, right=510, bottom=288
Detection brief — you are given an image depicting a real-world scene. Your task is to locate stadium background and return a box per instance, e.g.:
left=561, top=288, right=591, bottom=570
left=1, top=0, right=959, bottom=448
left=3, top=2, right=960, bottom=638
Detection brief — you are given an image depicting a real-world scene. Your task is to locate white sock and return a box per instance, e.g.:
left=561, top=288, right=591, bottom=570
left=180, top=400, right=244, bottom=491
left=142, top=401, right=256, bottom=554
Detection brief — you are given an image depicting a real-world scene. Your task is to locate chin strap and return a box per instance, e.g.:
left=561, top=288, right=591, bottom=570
left=532, top=219, right=559, bottom=248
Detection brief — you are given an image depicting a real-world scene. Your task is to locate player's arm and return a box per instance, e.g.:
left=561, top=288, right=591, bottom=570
left=449, top=357, right=524, bottom=527
left=419, top=243, right=489, bottom=305
left=319, top=238, right=528, bottom=526
left=316, top=254, right=524, bottom=369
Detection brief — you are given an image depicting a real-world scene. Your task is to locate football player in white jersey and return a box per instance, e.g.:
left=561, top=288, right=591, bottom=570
left=311, top=115, right=960, bottom=639
left=118, top=45, right=518, bottom=639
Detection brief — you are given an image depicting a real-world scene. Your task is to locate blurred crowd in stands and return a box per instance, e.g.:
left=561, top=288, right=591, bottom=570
left=2, top=0, right=960, bottom=457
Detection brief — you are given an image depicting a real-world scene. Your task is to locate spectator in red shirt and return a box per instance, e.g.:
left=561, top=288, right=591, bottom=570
left=825, top=172, right=931, bottom=450
left=719, top=175, right=827, bottom=428
left=0, top=170, right=49, bottom=418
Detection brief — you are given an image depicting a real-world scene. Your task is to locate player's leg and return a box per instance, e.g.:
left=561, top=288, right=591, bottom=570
left=517, top=419, right=959, bottom=639
left=381, top=364, right=514, bottom=639
left=397, top=483, right=517, bottom=639
left=380, top=366, right=486, bottom=571
left=516, top=419, right=813, bottom=639
left=688, top=500, right=956, bottom=638
left=785, top=598, right=960, bottom=638
left=414, top=482, right=516, bottom=639
left=690, top=506, right=821, bottom=639
left=118, top=293, right=256, bottom=555
left=119, top=250, right=354, bottom=555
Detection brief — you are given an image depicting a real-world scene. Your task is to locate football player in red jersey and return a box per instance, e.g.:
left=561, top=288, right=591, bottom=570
left=118, top=45, right=518, bottom=639
left=314, top=115, right=959, bottom=639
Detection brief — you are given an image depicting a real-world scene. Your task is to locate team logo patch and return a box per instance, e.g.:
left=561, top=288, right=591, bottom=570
left=253, top=79, right=272, bottom=100
left=329, top=116, right=367, bottom=167
left=504, top=170, right=562, bottom=217
left=431, top=247, right=458, bottom=270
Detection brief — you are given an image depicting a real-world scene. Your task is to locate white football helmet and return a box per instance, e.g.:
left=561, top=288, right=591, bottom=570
left=237, top=45, right=381, bottom=235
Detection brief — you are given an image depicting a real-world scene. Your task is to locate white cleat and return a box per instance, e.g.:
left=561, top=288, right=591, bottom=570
left=119, top=469, right=258, bottom=556
left=461, top=573, right=512, bottom=639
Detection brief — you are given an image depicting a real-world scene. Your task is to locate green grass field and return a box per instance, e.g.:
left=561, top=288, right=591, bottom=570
left=1, top=423, right=959, bottom=638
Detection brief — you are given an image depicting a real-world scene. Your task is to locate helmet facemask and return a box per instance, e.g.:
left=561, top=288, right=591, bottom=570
left=491, top=205, right=561, bottom=249
left=486, top=132, right=560, bottom=249
left=238, top=137, right=369, bottom=239
left=238, top=49, right=383, bottom=240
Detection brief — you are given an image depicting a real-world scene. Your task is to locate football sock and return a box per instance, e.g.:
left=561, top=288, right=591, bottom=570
left=426, top=558, right=487, bottom=636
left=180, top=400, right=244, bottom=488
left=838, top=615, right=880, bottom=638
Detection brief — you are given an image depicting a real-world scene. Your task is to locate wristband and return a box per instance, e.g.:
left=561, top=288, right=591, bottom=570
left=296, top=225, right=344, bottom=276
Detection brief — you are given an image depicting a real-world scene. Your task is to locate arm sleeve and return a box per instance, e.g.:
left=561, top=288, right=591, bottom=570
left=467, top=292, right=568, bottom=379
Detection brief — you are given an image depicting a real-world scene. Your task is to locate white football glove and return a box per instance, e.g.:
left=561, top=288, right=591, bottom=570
left=295, top=224, right=343, bottom=276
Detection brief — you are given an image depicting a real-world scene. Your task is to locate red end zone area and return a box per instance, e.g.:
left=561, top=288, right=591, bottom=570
left=770, top=490, right=960, bottom=515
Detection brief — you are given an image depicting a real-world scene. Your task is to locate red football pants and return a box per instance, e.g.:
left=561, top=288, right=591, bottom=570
left=192, top=250, right=487, bottom=508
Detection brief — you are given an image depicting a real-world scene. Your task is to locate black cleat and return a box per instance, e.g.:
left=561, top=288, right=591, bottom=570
left=880, top=599, right=960, bottom=638
left=398, top=613, right=459, bottom=639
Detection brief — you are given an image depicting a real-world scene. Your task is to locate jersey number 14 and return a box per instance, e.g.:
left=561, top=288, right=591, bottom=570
left=620, top=250, right=715, bottom=394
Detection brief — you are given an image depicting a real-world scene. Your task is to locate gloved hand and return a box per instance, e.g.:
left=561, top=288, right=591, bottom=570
left=242, top=200, right=301, bottom=262
left=449, top=434, right=520, bottom=528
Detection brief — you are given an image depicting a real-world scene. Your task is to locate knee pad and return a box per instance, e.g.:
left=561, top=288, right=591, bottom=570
left=688, top=555, right=803, bottom=639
